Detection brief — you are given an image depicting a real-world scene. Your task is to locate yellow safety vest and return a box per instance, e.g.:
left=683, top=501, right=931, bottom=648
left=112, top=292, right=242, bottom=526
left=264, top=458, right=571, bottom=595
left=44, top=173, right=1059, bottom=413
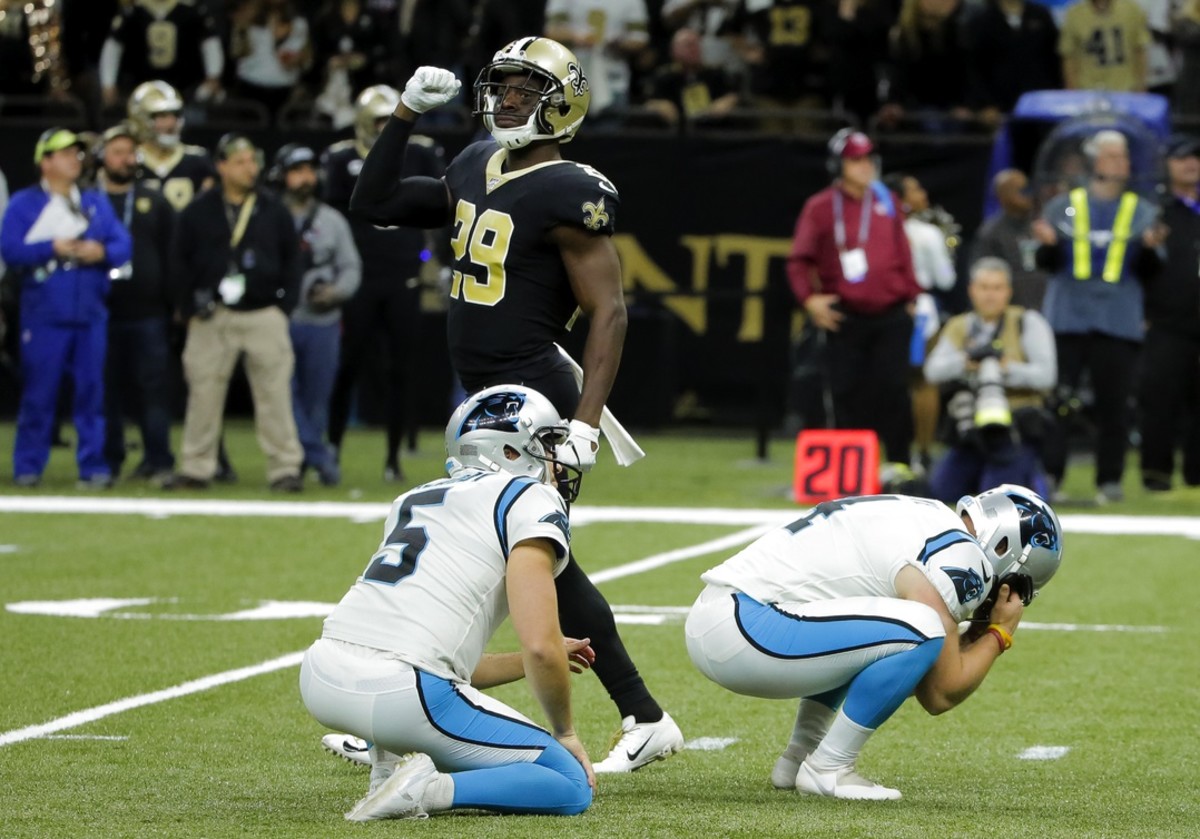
left=1069, top=188, right=1138, bottom=283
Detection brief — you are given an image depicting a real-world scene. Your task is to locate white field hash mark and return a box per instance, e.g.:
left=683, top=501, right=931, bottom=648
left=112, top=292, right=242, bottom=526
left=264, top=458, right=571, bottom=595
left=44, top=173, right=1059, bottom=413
left=1019, top=746, right=1070, bottom=760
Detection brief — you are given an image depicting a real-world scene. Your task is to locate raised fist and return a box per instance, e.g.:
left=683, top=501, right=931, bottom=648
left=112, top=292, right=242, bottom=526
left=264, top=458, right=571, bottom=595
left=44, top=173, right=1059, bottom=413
left=401, top=66, right=461, bottom=114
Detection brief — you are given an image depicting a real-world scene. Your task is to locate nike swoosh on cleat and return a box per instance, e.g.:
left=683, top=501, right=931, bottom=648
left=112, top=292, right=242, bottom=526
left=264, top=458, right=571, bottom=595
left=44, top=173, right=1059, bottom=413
left=625, top=739, right=652, bottom=762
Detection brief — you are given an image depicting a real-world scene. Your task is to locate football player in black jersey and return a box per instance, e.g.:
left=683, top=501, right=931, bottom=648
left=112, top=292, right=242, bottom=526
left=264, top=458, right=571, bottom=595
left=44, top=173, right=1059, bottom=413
left=346, top=37, right=684, bottom=774
left=99, top=0, right=223, bottom=109
left=128, top=79, right=241, bottom=482
left=322, top=85, right=447, bottom=482
left=127, top=81, right=217, bottom=212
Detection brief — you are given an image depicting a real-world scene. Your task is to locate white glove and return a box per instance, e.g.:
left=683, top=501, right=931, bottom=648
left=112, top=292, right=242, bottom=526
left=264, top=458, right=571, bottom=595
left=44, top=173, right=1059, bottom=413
left=400, top=66, right=461, bottom=114
left=559, top=419, right=601, bottom=473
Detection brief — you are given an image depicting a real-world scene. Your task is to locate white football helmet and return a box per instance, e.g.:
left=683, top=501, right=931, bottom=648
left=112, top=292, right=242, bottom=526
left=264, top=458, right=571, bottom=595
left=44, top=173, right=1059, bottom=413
left=445, top=385, right=581, bottom=501
left=957, top=484, right=1063, bottom=606
left=473, top=36, right=590, bottom=150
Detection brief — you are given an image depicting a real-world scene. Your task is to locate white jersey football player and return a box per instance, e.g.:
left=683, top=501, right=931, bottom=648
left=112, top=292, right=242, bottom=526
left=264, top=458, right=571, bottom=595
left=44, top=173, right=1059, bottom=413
left=300, top=385, right=595, bottom=820
left=686, top=486, right=1063, bottom=801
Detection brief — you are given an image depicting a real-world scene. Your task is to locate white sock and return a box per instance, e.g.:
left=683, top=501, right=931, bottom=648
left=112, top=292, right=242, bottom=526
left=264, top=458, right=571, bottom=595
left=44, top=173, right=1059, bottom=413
left=422, top=774, right=454, bottom=813
left=805, top=710, right=874, bottom=773
left=368, top=746, right=399, bottom=793
left=783, top=699, right=837, bottom=762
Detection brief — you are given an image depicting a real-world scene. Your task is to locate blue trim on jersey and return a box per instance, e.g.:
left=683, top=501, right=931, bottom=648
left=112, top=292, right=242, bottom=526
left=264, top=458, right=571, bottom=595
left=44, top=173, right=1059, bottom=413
left=493, top=476, right=538, bottom=557
left=916, top=529, right=977, bottom=565
left=415, top=669, right=552, bottom=751
left=732, top=593, right=932, bottom=660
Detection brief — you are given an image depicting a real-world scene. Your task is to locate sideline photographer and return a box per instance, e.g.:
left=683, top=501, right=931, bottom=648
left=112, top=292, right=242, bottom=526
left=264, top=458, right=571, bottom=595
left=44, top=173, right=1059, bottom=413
left=924, top=257, right=1057, bottom=502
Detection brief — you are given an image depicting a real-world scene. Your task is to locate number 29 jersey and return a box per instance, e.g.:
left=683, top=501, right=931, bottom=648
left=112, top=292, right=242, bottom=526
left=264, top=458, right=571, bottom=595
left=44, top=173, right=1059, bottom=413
left=321, top=470, right=571, bottom=684
left=701, top=496, right=994, bottom=623
left=442, top=141, right=621, bottom=383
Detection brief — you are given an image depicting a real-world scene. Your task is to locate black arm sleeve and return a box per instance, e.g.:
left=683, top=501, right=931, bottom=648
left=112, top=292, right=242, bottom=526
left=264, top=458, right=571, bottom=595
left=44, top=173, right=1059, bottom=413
left=349, top=116, right=453, bottom=229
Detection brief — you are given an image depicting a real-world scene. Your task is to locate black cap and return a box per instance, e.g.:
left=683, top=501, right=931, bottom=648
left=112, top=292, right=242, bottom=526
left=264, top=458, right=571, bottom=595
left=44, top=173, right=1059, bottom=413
left=1166, top=134, right=1200, bottom=159
left=274, top=144, right=317, bottom=171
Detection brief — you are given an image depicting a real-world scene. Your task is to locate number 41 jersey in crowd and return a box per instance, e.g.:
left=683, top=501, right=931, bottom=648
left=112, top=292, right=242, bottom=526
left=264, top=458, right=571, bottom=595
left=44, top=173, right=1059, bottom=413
left=321, top=470, right=571, bottom=684
left=442, top=141, right=621, bottom=383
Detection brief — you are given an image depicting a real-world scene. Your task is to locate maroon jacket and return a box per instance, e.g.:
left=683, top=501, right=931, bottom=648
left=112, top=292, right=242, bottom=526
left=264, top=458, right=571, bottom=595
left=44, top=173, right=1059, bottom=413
left=787, top=181, right=921, bottom=315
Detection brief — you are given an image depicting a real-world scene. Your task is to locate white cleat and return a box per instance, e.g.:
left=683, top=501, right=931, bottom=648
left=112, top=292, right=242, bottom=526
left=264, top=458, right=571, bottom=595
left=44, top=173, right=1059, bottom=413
left=771, top=754, right=803, bottom=790
left=592, top=711, right=685, bottom=773
left=322, top=733, right=371, bottom=767
left=795, top=760, right=902, bottom=801
left=344, top=752, right=439, bottom=821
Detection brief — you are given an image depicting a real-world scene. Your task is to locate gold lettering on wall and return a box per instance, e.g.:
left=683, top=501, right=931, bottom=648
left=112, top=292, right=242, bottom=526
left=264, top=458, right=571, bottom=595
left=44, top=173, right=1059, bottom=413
left=613, top=233, right=792, bottom=340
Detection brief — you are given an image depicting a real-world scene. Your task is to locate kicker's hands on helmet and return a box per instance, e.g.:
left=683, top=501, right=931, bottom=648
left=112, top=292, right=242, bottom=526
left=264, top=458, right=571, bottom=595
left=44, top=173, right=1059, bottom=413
left=559, top=419, right=601, bottom=473
left=400, top=67, right=461, bottom=114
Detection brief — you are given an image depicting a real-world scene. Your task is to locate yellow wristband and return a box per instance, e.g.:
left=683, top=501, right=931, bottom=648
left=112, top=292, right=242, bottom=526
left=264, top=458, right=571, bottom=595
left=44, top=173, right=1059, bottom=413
left=987, top=624, right=1013, bottom=653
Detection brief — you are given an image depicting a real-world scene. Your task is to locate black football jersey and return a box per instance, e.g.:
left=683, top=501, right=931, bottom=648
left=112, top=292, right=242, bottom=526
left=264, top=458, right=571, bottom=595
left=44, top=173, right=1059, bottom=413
left=442, top=140, right=620, bottom=381
left=322, top=137, right=444, bottom=283
left=108, top=0, right=217, bottom=92
left=137, top=144, right=215, bottom=210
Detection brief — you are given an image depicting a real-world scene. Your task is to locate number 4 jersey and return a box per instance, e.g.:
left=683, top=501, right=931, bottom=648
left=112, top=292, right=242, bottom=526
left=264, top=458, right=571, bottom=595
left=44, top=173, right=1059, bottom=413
left=443, top=140, right=620, bottom=383
left=701, top=495, right=994, bottom=623
left=321, top=470, right=571, bottom=684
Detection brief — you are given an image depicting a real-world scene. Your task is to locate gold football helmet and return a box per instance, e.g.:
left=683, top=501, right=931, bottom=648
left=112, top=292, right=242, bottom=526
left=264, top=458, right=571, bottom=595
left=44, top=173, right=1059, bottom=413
left=354, top=85, right=402, bottom=154
left=473, top=37, right=590, bottom=150
left=127, top=80, right=185, bottom=148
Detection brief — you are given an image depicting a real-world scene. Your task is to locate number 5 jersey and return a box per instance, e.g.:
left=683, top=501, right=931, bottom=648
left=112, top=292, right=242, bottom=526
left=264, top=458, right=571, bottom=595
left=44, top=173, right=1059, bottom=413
left=321, top=470, right=571, bottom=684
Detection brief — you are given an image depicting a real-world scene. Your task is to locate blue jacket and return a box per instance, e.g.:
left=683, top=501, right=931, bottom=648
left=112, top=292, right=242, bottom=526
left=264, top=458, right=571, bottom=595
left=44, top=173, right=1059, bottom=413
left=0, top=183, right=132, bottom=325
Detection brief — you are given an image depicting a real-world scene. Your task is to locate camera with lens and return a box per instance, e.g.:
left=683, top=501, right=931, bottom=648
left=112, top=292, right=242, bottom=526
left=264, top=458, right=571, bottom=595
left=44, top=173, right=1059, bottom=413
left=947, top=355, right=1013, bottom=443
left=193, top=287, right=217, bottom=320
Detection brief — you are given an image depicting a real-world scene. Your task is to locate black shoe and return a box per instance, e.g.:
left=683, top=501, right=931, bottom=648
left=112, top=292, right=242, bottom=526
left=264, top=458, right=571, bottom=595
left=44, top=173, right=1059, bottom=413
left=161, top=473, right=211, bottom=490
left=213, top=462, right=239, bottom=484
left=1143, top=477, right=1171, bottom=493
left=269, top=474, right=304, bottom=493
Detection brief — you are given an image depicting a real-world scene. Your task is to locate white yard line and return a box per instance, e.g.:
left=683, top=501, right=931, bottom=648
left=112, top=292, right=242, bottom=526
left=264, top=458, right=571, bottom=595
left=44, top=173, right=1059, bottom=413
left=0, top=652, right=304, bottom=747
left=589, top=524, right=776, bottom=583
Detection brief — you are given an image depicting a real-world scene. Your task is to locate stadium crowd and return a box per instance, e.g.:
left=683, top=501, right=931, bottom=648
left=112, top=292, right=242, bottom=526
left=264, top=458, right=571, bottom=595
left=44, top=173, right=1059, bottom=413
left=0, top=0, right=1198, bottom=503
left=2, top=0, right=1200, bottom=131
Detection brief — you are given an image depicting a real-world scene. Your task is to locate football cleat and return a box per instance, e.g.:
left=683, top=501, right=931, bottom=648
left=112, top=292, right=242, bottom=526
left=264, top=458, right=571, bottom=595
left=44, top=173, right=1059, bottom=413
left=795, top=761, right=901, bottom=801
left=322, top=733, right=371, bottom=766
left=344, top=752, right=438, bottom=821
left=592, top=712, right=684, bottom=774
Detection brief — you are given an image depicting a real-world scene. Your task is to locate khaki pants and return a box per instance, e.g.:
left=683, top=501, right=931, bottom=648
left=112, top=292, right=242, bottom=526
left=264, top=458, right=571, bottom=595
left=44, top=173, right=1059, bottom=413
left=179, top=305, right=302, bottom=482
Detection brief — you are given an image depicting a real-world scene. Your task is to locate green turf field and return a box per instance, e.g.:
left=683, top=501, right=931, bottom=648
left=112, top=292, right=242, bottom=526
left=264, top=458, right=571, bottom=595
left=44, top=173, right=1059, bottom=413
left=1, top=422, right=1196, bottom=838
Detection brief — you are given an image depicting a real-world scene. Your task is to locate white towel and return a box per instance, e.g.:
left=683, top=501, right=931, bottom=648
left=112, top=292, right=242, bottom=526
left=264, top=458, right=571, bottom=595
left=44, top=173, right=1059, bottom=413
left=554, top=343, right=645, bottom=467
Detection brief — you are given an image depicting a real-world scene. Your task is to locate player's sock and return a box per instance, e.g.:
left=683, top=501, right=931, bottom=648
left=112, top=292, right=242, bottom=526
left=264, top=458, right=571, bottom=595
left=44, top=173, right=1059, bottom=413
left=369, top=745, right=400, bottom=793
left=423, top=773, right=454, bottom=813
left=784, top=697, right=838, bottom=762
left=555, top=554, right=664, bottom=722
left=805, top=710, right=873, bottom=773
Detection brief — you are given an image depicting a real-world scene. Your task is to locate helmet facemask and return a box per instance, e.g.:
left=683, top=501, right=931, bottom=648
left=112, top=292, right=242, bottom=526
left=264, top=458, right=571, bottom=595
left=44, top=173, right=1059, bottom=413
left=475, top=63, right=565, bottom=150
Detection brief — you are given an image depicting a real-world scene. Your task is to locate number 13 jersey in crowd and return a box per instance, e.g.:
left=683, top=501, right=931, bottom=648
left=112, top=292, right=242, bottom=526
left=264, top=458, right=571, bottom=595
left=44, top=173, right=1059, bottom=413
left=321, top=471, right=571, bottom=684
left=442, top=141, right=620, bottom=383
